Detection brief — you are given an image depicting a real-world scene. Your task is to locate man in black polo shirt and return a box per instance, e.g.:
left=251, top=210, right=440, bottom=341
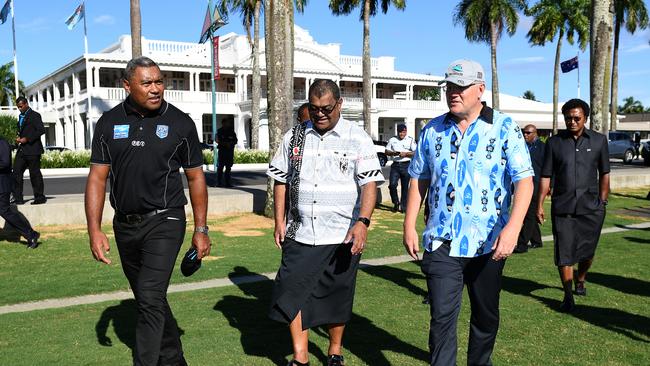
left=85, top=56, right=211, bottom=366
left=536, top=98, right=610, bottom=313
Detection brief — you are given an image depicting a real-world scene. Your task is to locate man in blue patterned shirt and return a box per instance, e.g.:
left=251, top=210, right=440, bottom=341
left=403, top=59, right=534, bottom=366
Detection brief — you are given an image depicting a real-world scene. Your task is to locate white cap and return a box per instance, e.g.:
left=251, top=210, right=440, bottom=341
left=440, top=59, right=486, bottom=86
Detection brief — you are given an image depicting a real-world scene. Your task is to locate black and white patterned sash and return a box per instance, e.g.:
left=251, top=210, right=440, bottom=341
left=285, top=123, right=307, bottom=239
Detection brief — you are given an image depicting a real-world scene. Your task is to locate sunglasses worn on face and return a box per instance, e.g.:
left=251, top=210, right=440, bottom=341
left=564, top=116, right=583, bottom=122
left=523, top=131, right=534, bottom=135
left=309, top=100, right=340, bottom=116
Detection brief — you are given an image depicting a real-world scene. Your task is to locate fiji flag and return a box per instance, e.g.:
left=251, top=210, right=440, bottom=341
left=65, top=2, right=84, bottom=30
left=0, top=0, right=10, bottom=25
left=561, top=56, right=579, bottom=73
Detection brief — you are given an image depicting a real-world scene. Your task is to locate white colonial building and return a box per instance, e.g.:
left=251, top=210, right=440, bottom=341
left=22, top=26, right=563, bottom=150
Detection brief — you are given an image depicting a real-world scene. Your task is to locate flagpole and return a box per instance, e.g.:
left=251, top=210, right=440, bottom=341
left=83, top=0, right=92, bottom=148
left=209, top=0, right=218, bottom=173
left=577, top=52, right=580, bottom=99
left=10, top=0, right=19, bottom=100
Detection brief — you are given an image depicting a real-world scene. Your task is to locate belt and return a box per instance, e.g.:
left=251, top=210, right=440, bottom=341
left=394, top=161, right=411, bottom=164
left=115, top=209, right=169, bottom=224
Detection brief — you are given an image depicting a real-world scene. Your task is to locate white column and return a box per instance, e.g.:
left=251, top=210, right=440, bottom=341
left=242, top=73, right=249, bottom=100
left=93, top=67, right=100, bottom=89
left=372, top=83, right=377, bottom=99
left=189, top=71, right=195, bottom=92
left=405, top=116, right=416, bottom=138
left=304, top=78, right=309, bottom=99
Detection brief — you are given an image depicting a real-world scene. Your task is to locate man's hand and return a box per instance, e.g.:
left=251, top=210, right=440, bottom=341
left=491, top=224, right=519, bottom=261
left=344, top=222, right=368, bottom=255
left=274, top=225, right=286, bottom=249
left=15, top=137, right=26, bottom=144
left=403, top=226, right=420, bottom=260
left=536, top=206, right=545, bottom=225
left=89, top=230, right=111, bottom=264
left=192, top=232, right=211, bottom=260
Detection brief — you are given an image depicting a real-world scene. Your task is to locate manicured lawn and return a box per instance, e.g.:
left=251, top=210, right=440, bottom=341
left=0, top=188, right=648, bottom=365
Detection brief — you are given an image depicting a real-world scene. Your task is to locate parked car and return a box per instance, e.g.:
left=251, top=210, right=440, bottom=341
left=608, top=131, right=635, bottom=164
left=641, top=140, right=650, bottom=166
left=374, top=140, right=388, bottom=167
left=44, top=146, right=71, bottom=152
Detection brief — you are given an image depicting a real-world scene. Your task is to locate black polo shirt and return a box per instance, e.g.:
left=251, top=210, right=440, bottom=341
left=90, top=98, right=203, bottom=214
left=541, top=129, right=610, bottom=215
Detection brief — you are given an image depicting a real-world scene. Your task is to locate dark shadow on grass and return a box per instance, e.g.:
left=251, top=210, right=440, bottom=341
left=503, top=276, right=650, bottom=343
left=361, top=261, right=427, bottom=299
left=312, top=314, right=430, bottom=366
left=623, top=236, right=650, bottom=244
left=212, top=266, right=326, bottom=365
left=585, top=272, right=650, bottom=297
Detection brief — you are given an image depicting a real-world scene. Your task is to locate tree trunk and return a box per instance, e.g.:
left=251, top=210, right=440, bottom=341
left=610, top=18, right=621, bottom=132
left=490, top=22, right=500, bottom=110
left=130, top=0, right=142, bottom=58
left=552, top=33, right=562, bottom=135
left=263, top=0, right=294, bottom=218
left=251, top=1, right=261, bottom=150
left=362, top=0, right=372, bottom=135
left=602, top=31, right=612, bottom=136
left=590, top=0, right=614, bottom=133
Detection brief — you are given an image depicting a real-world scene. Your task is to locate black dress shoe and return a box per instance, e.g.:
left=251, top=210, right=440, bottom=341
left=11, top=198, right=25, bottom=205
left=513, top=245, right=528, bottom=253
left=575, top=281, right=586, bottom=296
left=27, top=231, right=40, bottom=249
left=391, top=204, right=399, bottom=212
left=530, top=243, right=543, bottom=249
left=31, top=198, right=47, bottom=205
left=559, top=296, right=576, bottom=313
left=327, top=355, right=345, bottom=366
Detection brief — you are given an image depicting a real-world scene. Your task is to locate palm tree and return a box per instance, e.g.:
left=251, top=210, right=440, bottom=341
left=454, top=0, right=527, bottom=110
left=526, top=0, right=589, bottom=134
left=618, top=96, right=645, bottom=114
left=130, top=0, right=142, bottom=57
left=329, top=0, right=406, bottom=135
left=522, top=90, right=537, bottom=101
left=610, top=0, right=648, bottom=131
left=0, top=62, right=24, bottom=106
left=590, top=0, right=614, bottom=133
left=218, top=0, right=264, bottom=149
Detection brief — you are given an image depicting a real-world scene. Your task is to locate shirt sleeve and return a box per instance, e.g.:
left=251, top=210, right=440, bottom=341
left=385, top=138, right=395, bottom=151
left=266, top=131, right=291, bottom=183
left=410, top=137, right=417, bottom=152
left=355, top=133, right=384, bottom=186
left=504, top=119, right=534, bottom=183
left=598, top=134, right=611, bottom=174
left=408, top=127, right=431, bottom=180
left=90, top=117, right=111, bottom=165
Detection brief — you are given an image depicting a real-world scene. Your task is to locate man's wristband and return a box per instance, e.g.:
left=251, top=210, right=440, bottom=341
left=602, top=199, right=608, bottom=206
left=194, top=226, right=209, bottom=235
left=357, top=217, right=371, bottom=227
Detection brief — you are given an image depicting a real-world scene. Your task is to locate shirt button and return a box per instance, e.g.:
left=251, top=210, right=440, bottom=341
left=313, top=200, right=317, bottom=203
left=139, top=127, right=143, bottom=130
left=313, top=217, right=317, bottom=220
left=320, top=138, right=324, bottom=141
left=314, top=184, right=318, bottom=187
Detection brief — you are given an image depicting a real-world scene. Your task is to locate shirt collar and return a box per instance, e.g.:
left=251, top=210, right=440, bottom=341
left=20, top=108, right=31, bottom=117
left=444, top=102, right=494, bottom=127
left=123, top=96, right=167, bottom=117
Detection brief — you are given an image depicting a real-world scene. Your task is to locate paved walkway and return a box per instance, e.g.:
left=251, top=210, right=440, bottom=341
left=2, top=221, right=649, bottom=316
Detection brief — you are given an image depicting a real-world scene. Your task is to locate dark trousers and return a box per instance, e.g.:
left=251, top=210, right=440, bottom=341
left=113, top=208, right=187, bottom=366
left=517, top=199, right=542, bottom=247
left=421, top=242, right=505, bottom=366
left=12, top=151, right=45, bottom=201
left=0, top=192, right=35, bottom=238
left=217, top=149, right=234, bottom=186
left=389, top=161, right=410, bottom=211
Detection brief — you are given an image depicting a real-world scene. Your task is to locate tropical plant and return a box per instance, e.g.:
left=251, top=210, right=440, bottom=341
left=590, top=0, right=614, bottom=133
left=610, top=0, right=648, bottom=131
left=0, top=62, right=25, bottom=106
left=618, top=96, right=645, bottom=114
left=522, top=90, right=537, bottom=101
left=130, top=0, right=142, bottom=57
left=0, top=114, right=18, bottom=142
left=526, top=0, right=589, bottom=134
left=329, top=0, right=406, bottom=136
left=454, top=0, right=527, bottom=110
left=218, top=0, right=264, bottom=149
left=416, top=88, right=441, bottom=101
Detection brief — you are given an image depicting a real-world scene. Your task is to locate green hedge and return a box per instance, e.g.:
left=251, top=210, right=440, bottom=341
left=201, top=149, right=269, bottom=165
left=23, top=149, right=269, bottom=169
left=0, top=114, right=18, bottom=142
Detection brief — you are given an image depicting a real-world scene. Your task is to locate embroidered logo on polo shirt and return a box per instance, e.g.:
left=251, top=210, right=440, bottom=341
left=114, top=125, right=129, bottom=139
left=156, top=125, right=169, bottom=139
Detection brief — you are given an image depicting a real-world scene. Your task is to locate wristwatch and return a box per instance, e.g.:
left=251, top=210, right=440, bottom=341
left=602, top=199, right=608, bottom=206
left=194, top=226, right=209, bottom=235
left=357, top=217, right=371, bottom=227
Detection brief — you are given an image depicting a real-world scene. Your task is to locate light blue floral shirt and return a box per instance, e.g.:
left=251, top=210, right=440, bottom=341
left=409, top=106, right=533, bottom=257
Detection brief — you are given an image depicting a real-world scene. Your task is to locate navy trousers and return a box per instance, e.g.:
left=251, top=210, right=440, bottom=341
left=389, top=161, right=410, bottom=211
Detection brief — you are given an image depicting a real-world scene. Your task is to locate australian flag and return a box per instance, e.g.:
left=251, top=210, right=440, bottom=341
left=0, top=0, right=10, bottom=25
left=561, top=56, right=579, bottom=73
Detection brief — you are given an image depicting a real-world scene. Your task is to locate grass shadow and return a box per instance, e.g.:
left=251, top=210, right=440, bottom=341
left=361, top=261, right=427, bottom=299
left=503, top=276, right=650, bottom=343
left=624, top=236, right=650, bottom=244
left=212, top=266, right=326, bottom=365
left=95, top=299, right=137, bottom=350
left=586, top=272, right=650, bottom=297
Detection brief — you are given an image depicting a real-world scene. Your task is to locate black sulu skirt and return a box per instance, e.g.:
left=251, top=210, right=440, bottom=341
left=552, top=207, right=606, bottom=266
left=268, top=238, right=362, bottom=330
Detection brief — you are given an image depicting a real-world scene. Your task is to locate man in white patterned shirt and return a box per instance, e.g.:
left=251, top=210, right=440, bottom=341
left=267, top=79, right=384, bottom=366
left=386, top=124, right=417, bottom=213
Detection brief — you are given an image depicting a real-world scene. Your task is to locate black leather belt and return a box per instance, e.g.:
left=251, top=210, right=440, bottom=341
left=394, top=161, right=411, bottom=164
left=115, top=209, right=169, bottom=224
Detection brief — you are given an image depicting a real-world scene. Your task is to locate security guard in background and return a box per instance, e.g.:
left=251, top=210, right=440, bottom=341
left=85, top=56, right=211, bottom=366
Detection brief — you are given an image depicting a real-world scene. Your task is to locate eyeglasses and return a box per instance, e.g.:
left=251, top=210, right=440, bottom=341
left=564, top=116, right=583, bottom=122
left=309, top=100, right=340, bottom=116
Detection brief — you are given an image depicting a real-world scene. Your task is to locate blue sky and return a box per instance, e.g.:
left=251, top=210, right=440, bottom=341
left=1, top=0, right=649, bottom=107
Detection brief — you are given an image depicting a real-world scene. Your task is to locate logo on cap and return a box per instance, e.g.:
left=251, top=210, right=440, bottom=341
left=453, top=65, right=463, bottom=72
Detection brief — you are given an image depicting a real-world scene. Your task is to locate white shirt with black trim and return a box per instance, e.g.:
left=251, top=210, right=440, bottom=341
left=267, top=118, right=384, bottom=245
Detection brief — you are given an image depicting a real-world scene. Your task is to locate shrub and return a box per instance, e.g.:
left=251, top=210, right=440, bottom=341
left=0, top=114, right=18, bottom=142
left=40, top=150, right=91, bottom=168
left=202, top=149, right=269, bottom=165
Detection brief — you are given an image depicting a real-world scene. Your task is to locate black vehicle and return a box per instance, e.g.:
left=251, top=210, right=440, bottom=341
left=374, top=140, right=388, bottom=167
left=641, top=140, right=650, bottom=166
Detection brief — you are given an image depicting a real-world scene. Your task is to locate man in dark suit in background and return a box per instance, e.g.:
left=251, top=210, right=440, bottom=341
left=216, top=118, right=238, bottom=187
left=514, top=124, right=545, bottom=253
left=0, top=136, right=40, bottom=248
left=12, top=97, right=46, bottom=205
